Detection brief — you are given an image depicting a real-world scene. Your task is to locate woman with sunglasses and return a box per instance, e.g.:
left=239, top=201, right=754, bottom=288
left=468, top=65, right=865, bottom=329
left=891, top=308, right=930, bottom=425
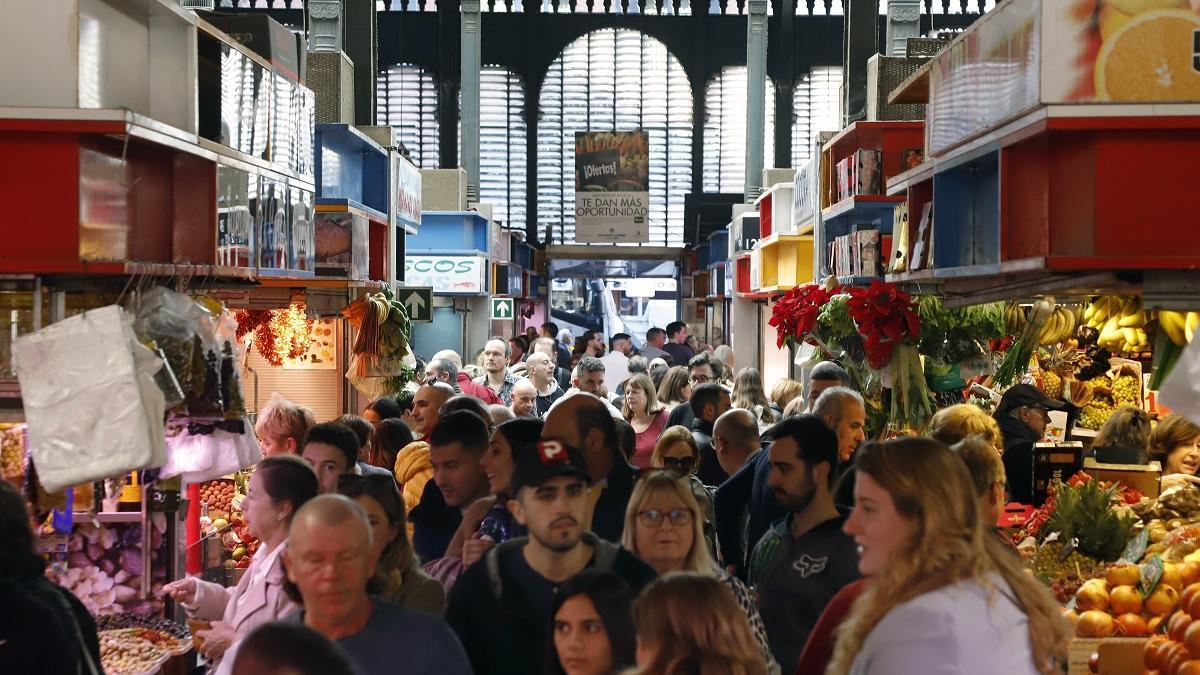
left=336, top=473, right=445, bottom=616
left=621, top=471, right=779, bottom=674
left=650, top=426, right=715, bottom=539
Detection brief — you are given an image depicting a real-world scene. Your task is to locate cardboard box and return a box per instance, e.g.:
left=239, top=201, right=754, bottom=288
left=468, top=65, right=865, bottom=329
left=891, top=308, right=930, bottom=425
left=1033, top=442, right=1084, bottom=506
left=1083, top=458, right=1161, bottom=499
left=1068, top=638, right=1146, bottom=675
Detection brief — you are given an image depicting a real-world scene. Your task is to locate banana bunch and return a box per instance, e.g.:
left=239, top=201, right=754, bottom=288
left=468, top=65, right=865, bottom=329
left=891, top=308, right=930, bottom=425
left=1036, top=306, right=1077, bottom=345
left=1159, top=310, right=1200, bottom=347
left=1004, top=302, right=1028, bottom=336
left=1084, top=296, right=1150, bottom=353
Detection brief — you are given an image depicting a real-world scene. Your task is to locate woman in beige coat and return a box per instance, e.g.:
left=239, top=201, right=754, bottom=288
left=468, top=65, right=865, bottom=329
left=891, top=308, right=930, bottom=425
left=163, top=456, right=319, bottom=672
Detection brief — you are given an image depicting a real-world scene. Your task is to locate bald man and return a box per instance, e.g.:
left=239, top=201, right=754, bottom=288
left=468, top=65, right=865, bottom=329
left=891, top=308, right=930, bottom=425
left=713, top=408, right=763, bottom=477
left=542, top=394, right=637, bottom=542
left=431, top=349, right=501, bottom=405
left=283, top=495, right=470, bottom=675
left=509, top=380, right=537, bottom=418
left=410, top=382, right=455, bottom=439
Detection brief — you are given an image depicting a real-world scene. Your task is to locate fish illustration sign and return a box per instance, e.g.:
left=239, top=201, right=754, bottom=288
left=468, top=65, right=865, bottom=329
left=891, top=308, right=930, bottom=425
left=574, top=130, right=650, bottom=244
left=404, top=254, right=487, bottom=295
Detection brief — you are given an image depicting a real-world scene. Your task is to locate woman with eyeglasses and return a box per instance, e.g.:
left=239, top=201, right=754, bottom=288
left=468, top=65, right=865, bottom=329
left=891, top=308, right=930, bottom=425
left=336, top=472, right=445, bottom=616
left=623, top=374, right=670, bottom=469
left=656, top=366, right=692, bottom=413
left=621, top=471, right=779, bottom=674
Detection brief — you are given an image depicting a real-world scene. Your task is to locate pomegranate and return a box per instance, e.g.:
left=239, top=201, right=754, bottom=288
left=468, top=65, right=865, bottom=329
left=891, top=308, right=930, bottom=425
left=1111, top=585, right=1144, bottom=615
left=1077, top=584, right=1111, bottom=613
left=1077, top=610, right=1116, bottom=638
left=1149, top=586, right=1182, bottom=617
left=1116, top=613, right=1150, bottom=637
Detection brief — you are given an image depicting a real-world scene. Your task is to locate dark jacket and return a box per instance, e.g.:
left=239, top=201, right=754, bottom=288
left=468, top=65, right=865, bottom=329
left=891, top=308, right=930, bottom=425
left=553, top=366, right=572, bottom=392
left=0, top=569, right=101, bottom=675
left=663, top=342, right=695, bottom=369
left=714, top=447, right=785, bottom=579
left=692, top=418, right=729, bottom=488
left=592, top=453, right=639, bottom=543
left=997, top=415, right=1041, bottom=505
left=410, top=480, right=462, bottom=563
left=445, top=534, right=657, bottom=675
left=833, top=461, right=857, bottom=511
left=534, top=380, right=565, bottom=418
left=666, top=401, right=695, bottom=430
left=555, top=342, right=572, bottom=370
left=1092, top=445, right=1144, bottom=465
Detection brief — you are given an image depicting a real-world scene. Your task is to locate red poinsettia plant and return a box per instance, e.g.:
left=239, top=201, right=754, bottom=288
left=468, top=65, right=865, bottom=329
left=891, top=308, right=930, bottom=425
left=768, top=284, right=832, bottom=348
left=846, top=280, right=922, bottom=369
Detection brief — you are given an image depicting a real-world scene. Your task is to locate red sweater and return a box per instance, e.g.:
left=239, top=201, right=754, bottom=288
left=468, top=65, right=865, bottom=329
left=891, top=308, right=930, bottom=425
left=456, top=372, right=502, bottom=405
left=793, top=578, right=869, bottom=674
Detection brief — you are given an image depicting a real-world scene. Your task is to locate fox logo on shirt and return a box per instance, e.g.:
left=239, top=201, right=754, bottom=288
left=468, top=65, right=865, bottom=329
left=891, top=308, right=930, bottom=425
left=792, top=554, right=828, bottom=578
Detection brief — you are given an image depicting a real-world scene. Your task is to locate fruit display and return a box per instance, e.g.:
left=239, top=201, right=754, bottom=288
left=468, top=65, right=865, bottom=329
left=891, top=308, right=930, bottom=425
left=95, top=613, right=190, bottom=639
left=198, top=479, right=236, bottom=519
left=1065, top=561, right=1194, bottom=640
left=0, top=423, right=24, bottom=479
left=1083, top=296, right=1150, bottom=354
left=1141, top=581, right=1200, bottom=675
left=1160, top=310, right=1200, bottom=347
left=1036, top=305, right=1079, bottom=346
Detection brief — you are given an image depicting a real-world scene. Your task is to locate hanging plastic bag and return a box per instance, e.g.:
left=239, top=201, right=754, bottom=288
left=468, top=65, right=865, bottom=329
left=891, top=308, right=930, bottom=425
left=1158, top=336, right=1200, bottom=427
left=132, top=287, right=224, bottom=418
left=13, top=305, right=167, bottom=492
left=161, top=418, right=261, bottom=485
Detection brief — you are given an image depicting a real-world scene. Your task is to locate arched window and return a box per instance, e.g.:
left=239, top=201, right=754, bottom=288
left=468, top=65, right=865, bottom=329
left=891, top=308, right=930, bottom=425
left=458, top=67, right=527, bottom=230
left=376, top=64, right=440, bottom=168
left=537, top=29, right=692, bottom=247
left=791, top=66, right=842, bottom=165
left=702, top=67, right=776, bottom=194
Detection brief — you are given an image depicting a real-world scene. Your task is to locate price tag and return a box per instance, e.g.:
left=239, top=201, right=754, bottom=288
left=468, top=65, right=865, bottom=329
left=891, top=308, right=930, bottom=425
left=1140, top=554, right=1165, bottom=598
left=1120, top=529, right=1149, bottom=564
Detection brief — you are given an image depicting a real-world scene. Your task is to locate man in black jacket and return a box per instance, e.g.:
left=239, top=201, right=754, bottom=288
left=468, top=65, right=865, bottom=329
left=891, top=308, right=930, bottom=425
left=410, top=410, right=492, bottom=561
left=994, top=384, right=1066, bottom=505
left=689, top=383, right=732, bottom=487
left=542, top=393, right=638, bottom=542
left=445, top=438, right=657, bottom=675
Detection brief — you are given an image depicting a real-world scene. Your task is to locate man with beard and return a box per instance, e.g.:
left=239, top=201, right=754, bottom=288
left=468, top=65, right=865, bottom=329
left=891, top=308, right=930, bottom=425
left=445, top=438, right=656, bottom=675
left=746, top=414, right=861, bottom=672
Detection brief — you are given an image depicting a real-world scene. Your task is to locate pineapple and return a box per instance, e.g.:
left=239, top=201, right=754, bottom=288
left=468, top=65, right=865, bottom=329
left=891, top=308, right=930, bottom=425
left=1042, top=478, right=1135, bottom=562
left=1043, top=371, right=1063, bottom=400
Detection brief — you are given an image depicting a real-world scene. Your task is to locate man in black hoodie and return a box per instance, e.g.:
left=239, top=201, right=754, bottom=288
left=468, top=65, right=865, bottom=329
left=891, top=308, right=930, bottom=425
left=689, top=383, right=732, bottom=487
left=445, top=438, right=656, bottom=675
left=994, top=384, right=1066, bottom=505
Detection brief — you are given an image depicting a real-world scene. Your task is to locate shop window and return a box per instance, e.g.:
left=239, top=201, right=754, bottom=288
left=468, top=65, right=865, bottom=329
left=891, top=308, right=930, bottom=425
left=376, top=63, right=441, bottom=169
left=702, top=67, right=776, bottom=195
left=791, top=66, right=843, bottom=166
left=536, top=29, right=692, bottom=247
left=458, top=67, right=528, bottom=231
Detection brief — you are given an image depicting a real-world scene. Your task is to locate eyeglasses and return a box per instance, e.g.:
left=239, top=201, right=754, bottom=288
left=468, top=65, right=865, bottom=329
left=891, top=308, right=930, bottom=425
left=661, top=456, right=696, bottom=470
left=637, top=509, right=694, bottom=528
left=689, top=375, right=712, bottom=385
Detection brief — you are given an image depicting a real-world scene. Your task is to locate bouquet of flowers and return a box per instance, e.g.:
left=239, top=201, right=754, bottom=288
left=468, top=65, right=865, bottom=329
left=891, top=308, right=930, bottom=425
left=768, top=284, right=833, bottom=349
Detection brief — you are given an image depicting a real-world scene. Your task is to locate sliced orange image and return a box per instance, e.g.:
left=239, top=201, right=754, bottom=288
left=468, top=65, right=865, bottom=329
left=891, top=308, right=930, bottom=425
left=1095, top=8, right=1200, bottom=100
left=1099, top=4, right=1133, bottom=41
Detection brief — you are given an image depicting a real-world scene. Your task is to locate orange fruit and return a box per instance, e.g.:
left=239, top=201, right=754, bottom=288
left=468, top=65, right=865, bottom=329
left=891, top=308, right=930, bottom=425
left=1095, top=9, right=1200, bottom=101
left=1103, top=0, right=1184, bottom=13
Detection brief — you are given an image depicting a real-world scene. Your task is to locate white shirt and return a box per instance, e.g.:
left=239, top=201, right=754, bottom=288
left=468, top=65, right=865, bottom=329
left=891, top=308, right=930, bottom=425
left=599, top=351, right=630, bottom=393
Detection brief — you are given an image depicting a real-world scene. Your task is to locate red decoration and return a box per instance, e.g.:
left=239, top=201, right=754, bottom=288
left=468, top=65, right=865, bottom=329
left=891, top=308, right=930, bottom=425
left=234, top=307, right=313, bottom=367
left=846, top=280, right=922, bottom=369
left=767, top=285, right=832, bottom=348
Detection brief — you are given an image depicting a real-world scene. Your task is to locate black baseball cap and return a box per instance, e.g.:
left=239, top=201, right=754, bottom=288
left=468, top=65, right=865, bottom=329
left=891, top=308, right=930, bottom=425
left=511, top=438, right=591, bottom=493
left=994, top=383, right=1069, bottom=418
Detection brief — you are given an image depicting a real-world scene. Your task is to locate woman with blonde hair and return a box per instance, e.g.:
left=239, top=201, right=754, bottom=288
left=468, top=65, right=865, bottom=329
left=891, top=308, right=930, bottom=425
left=829, top=437, right=1069, bottom=675
left=769, top=378, right=803, bottom=416
left=713, top=345, right=736, bottom=385
left=622, top=471, right=778, bottom=674
left=254, top=393, right=315, bottom=457
left=731, top=368, right=777, bottom=434
left=1149, top=414, right=1200, bottom=489
left=623, top=374, right=670, bottom=469
left=630, top=572, right=767, bottom=675
left=656, top=366, right=692, bottom=412
left=928, top=403, right=1003, bottom=453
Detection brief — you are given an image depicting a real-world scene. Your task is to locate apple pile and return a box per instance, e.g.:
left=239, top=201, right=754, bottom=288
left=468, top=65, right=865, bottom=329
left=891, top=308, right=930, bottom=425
left=1142, top=583, right=1200, bottom=674
left=1069, top=561, right=1200, bottom=638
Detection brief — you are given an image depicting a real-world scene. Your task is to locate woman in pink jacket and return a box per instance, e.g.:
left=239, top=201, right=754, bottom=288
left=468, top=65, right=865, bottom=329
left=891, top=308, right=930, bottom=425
left=163, top=455, right=319, bottom=673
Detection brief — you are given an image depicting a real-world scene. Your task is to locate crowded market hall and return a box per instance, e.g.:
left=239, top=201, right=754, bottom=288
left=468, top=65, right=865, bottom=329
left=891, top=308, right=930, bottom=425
left=4, top=0, right=1200, bottom=673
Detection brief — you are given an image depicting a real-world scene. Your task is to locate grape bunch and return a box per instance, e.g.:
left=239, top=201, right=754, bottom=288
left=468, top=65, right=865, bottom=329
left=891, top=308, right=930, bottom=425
left=1079, top=398, right=1116, bottom=430
left=1112, top=375, right=1140, bottom=406
left=0, top=424, right=24, bottom=478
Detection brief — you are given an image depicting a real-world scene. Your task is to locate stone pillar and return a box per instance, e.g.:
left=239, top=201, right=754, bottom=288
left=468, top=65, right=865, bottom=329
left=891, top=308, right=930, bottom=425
left=744, top=0, right=768, bottom=202
left=460, top=0, right=482, bottom=202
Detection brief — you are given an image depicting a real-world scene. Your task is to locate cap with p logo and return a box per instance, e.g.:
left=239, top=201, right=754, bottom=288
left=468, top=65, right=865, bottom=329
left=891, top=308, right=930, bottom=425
left=539, top=439, right=567, bottom=465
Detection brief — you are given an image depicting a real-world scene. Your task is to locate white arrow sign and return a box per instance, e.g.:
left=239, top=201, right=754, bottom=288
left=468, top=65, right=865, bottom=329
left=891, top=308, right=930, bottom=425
left=398, top=287, right=433, bottom=323
left=491, top=298, right=514, bottom=320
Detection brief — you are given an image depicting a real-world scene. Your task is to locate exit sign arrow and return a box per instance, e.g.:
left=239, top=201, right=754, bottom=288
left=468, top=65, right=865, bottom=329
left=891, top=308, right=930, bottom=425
left=491, top=298, right=514, bottom=320
left=398, top=287, right=433, bottom=323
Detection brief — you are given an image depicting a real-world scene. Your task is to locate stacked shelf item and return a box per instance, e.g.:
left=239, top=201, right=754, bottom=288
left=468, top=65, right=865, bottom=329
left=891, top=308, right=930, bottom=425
left=883, top=0, right=1200, bottom=296
left=0, top=0, right=322, bottom=283
left=817, top=121, right=923, bottom=286
left=750, top=174, right=814, bottom=295
left=707, top=229, right=729, bottom=300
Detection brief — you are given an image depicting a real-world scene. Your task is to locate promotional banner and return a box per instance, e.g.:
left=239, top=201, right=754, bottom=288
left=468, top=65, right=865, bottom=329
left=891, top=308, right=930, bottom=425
left=574, top=131, right=650, bottom=244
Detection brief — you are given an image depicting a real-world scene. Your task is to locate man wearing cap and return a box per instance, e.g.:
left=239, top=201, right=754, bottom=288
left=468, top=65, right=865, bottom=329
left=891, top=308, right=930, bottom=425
left=445, top=437, right=657, bottom=675
left=994, top=383, right=1068, bottom=505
